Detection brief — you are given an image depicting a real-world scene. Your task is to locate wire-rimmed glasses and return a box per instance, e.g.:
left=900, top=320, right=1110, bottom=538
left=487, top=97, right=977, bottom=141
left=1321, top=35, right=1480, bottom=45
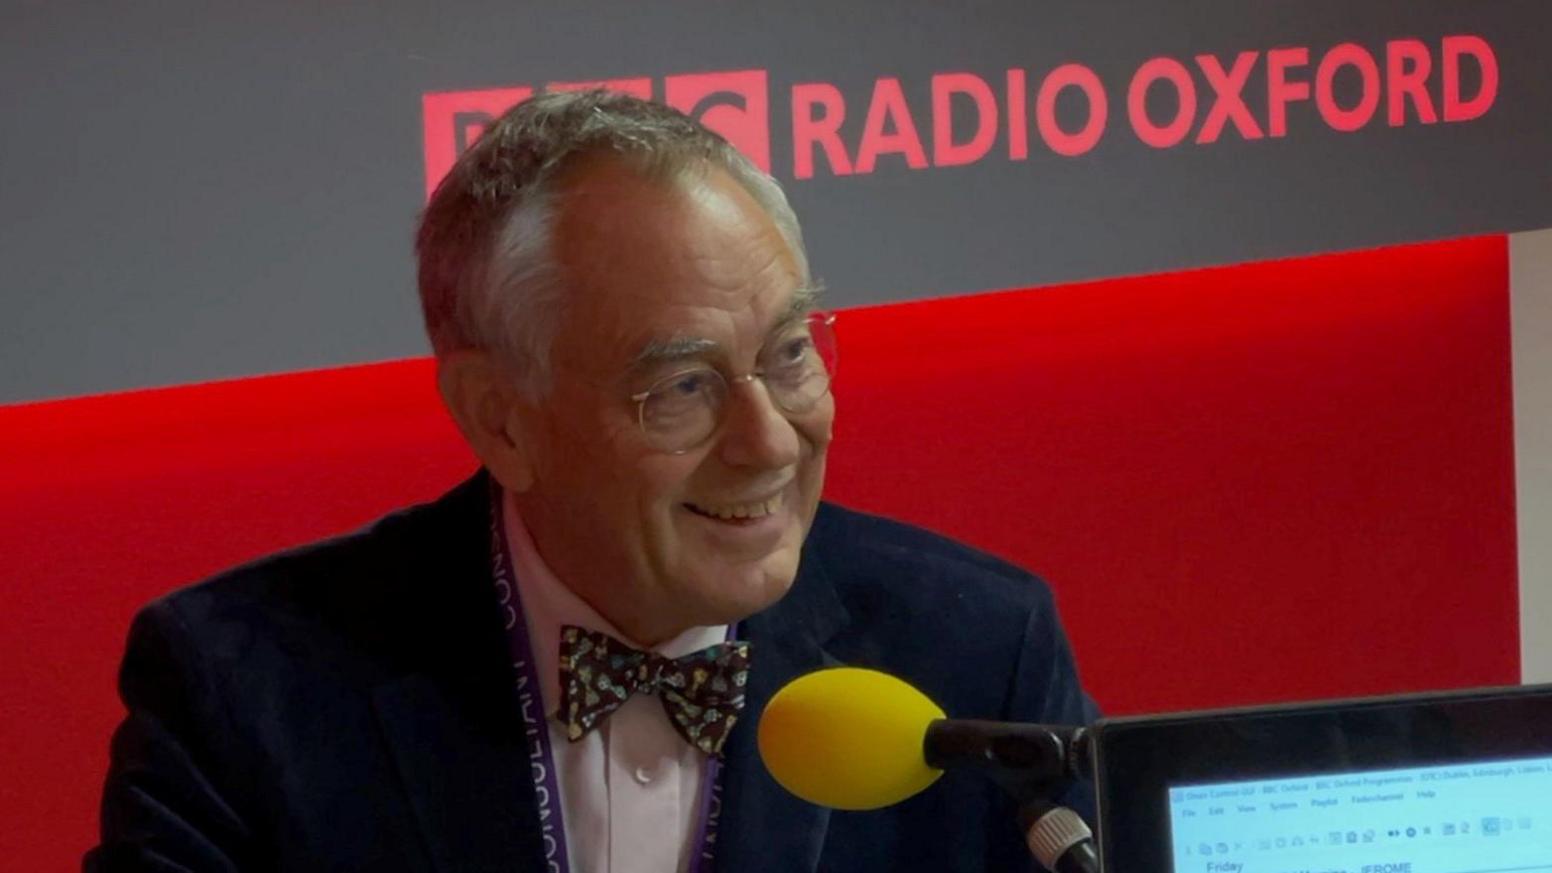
left=630, top=312, right=837, bottom=454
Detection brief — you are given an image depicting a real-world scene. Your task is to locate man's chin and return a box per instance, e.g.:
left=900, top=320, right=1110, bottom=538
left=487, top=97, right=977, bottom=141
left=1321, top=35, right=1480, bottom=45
left=668, top=506, right=807, bottom=622
left=690, top=555, right=799, bottom=626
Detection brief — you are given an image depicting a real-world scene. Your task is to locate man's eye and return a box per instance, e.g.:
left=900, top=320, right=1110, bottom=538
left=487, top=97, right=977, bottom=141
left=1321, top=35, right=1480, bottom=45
left=646, top=370, right=719, bottom=415
left=770, top=336, right=815, bottom=367
left=667, top=372, right=711, bottom=396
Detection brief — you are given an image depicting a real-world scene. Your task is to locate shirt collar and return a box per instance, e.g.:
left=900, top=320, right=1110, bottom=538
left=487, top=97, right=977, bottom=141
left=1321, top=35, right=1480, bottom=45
left=500, top=488, right=729, bottom=719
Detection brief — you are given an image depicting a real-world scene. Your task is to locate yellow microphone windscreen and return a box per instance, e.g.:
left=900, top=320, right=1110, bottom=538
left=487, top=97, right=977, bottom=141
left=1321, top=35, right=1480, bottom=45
left=757, top=667, right=946, bottom=810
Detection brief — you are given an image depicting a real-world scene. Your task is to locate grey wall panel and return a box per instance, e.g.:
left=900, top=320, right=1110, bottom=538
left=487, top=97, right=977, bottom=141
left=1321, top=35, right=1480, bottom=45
left=4, top=1, right=1550, bottom=403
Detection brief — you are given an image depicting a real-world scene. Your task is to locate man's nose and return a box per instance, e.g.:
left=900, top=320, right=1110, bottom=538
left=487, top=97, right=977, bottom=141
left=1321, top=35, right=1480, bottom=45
left=716, top=376, right=802, bottom=469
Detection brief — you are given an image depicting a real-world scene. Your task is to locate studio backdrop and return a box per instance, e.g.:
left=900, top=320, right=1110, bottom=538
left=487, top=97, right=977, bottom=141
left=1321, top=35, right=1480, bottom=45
left=1, top=2, right=1547, bottom=869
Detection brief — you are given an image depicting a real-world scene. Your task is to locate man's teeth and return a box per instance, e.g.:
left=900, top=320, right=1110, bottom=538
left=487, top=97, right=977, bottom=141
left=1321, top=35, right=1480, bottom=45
left=689, top=494, right=784, bottom=520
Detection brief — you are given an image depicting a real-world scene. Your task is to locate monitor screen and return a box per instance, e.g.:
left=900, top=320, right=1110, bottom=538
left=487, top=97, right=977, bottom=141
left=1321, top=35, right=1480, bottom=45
left=1167, top=755, right=1552, bottom=872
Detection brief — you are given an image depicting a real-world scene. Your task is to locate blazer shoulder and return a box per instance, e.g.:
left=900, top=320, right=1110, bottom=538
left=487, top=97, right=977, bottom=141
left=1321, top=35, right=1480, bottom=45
left=139, top=473, right=487, bottom=663
left=809, top=500, right=1056, bottom=613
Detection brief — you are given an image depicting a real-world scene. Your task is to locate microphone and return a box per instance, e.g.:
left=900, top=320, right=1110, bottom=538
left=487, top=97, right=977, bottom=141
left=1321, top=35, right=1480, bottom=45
left=756, top=667, right=1090, bottom=807
left=756, top=667, right=1099, bottom=873
left=755, top=666, right=947, bottom=810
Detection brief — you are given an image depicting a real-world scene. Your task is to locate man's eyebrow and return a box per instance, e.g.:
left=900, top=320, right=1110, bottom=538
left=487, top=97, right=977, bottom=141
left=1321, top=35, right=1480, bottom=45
left=787, top=281, right=823, bottom=317
left=762, top=283, right=825, bottom=334
left=628, top=281, right=826, bottom=370
left=630, top=336, right=721, bottom=370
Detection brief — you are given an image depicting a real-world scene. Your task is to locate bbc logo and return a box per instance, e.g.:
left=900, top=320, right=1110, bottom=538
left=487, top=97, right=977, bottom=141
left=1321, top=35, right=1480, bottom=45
left=421, top=70, right=770, bottom=197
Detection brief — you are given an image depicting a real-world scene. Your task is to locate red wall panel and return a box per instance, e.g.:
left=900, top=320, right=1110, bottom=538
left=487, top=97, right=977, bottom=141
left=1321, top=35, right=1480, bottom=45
left=0, top=237, right=1517, bottom=868
left=826, top=236, right=1518, bottom=715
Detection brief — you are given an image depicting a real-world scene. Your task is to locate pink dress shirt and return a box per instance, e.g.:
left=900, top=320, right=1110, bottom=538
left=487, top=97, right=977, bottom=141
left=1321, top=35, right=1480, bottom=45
left=502, top=489, right=728, bottom=873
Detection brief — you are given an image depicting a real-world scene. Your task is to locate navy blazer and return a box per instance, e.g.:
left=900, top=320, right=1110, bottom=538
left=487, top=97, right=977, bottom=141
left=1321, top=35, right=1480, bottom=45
left=89, top=473, right=1098, bottom=871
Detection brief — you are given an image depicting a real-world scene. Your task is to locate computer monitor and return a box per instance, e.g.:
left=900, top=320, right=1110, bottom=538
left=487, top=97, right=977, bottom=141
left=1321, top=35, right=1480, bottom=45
left=1089, top=684, right=1552, bottom=872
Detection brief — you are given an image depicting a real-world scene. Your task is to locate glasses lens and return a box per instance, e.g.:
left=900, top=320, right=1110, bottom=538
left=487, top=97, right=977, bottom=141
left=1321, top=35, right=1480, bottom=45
left=759, top=313, right=837, bottom=413
left=639, top=368, right=727, bottom=452
left=634, top=314, right=837, bottom=454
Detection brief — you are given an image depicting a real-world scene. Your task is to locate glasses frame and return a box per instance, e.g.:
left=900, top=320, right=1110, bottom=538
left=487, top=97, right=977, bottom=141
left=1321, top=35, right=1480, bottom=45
left=629, top=311, right=838, bottom=455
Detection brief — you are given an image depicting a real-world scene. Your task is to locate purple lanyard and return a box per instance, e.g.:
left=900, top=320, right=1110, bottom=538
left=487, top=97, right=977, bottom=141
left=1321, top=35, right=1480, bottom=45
left=488, top=486, right=726, bottom=873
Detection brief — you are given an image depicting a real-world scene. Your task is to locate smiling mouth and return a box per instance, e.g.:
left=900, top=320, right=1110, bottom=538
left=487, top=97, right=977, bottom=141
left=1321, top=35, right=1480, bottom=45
left=684, top=492, right=785, bottom=522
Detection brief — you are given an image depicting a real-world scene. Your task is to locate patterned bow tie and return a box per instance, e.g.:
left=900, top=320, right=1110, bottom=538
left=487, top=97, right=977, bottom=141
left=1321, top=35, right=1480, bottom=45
left=556, top=625, right=752, bottom=756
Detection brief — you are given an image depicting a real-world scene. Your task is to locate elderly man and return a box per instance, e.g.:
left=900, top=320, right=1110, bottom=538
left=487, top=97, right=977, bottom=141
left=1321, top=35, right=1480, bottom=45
left=90, top=91, right=1097, bottom=872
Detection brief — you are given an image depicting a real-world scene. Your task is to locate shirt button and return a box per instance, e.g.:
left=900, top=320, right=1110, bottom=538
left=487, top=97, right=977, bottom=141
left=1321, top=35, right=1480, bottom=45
left=633, top=765, right=653, bottom=785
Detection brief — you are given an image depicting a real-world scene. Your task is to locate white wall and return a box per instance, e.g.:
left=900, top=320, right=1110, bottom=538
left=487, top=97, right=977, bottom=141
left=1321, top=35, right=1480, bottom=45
left=1513, top=228, right=1552, bottom=683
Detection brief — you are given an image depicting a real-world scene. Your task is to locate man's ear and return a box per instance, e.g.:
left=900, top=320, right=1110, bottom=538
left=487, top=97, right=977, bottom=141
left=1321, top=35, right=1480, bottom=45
left=437, top=349, right=537, bottom=492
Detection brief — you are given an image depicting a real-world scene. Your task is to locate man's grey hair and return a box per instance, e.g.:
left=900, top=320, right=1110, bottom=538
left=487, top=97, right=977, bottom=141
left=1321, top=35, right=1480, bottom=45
left=416, top=89, right=812, bottom=398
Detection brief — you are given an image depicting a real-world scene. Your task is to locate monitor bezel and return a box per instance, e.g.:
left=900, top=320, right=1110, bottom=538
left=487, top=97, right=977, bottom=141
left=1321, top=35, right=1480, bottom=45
left=1090, top=683, right=1552, bottom=871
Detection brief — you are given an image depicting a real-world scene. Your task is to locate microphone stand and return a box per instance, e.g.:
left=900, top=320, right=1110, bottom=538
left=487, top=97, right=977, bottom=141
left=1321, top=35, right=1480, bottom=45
left=923, top=721, right=1101, bottom=873
left=1021, top=802, right=1101, bottom=873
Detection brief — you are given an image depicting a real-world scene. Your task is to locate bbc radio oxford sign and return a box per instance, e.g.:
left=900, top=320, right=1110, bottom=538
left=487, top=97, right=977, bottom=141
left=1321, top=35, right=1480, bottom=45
left=417, top=9, right=1552, bottom=316
left=424, top=36, right=1500, bottom=194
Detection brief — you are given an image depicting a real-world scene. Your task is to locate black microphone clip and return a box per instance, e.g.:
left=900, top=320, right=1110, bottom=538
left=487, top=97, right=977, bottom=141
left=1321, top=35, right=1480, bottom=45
left=922, top=719, right=1091, bottom=804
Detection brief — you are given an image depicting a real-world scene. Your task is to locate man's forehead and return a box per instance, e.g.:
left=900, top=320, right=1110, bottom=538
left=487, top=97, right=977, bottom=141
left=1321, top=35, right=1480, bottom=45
left=552, top=156, right=788, bottom=274
left=546, top=156, right=810, bottom=370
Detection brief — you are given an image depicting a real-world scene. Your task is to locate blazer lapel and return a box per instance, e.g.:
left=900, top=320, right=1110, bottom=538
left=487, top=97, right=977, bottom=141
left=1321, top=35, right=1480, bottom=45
left=716, top=534, right=849, bottom=873
left=370, top=472, right=550, bottom=872
left=374, top=673, right=548, bottom=872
